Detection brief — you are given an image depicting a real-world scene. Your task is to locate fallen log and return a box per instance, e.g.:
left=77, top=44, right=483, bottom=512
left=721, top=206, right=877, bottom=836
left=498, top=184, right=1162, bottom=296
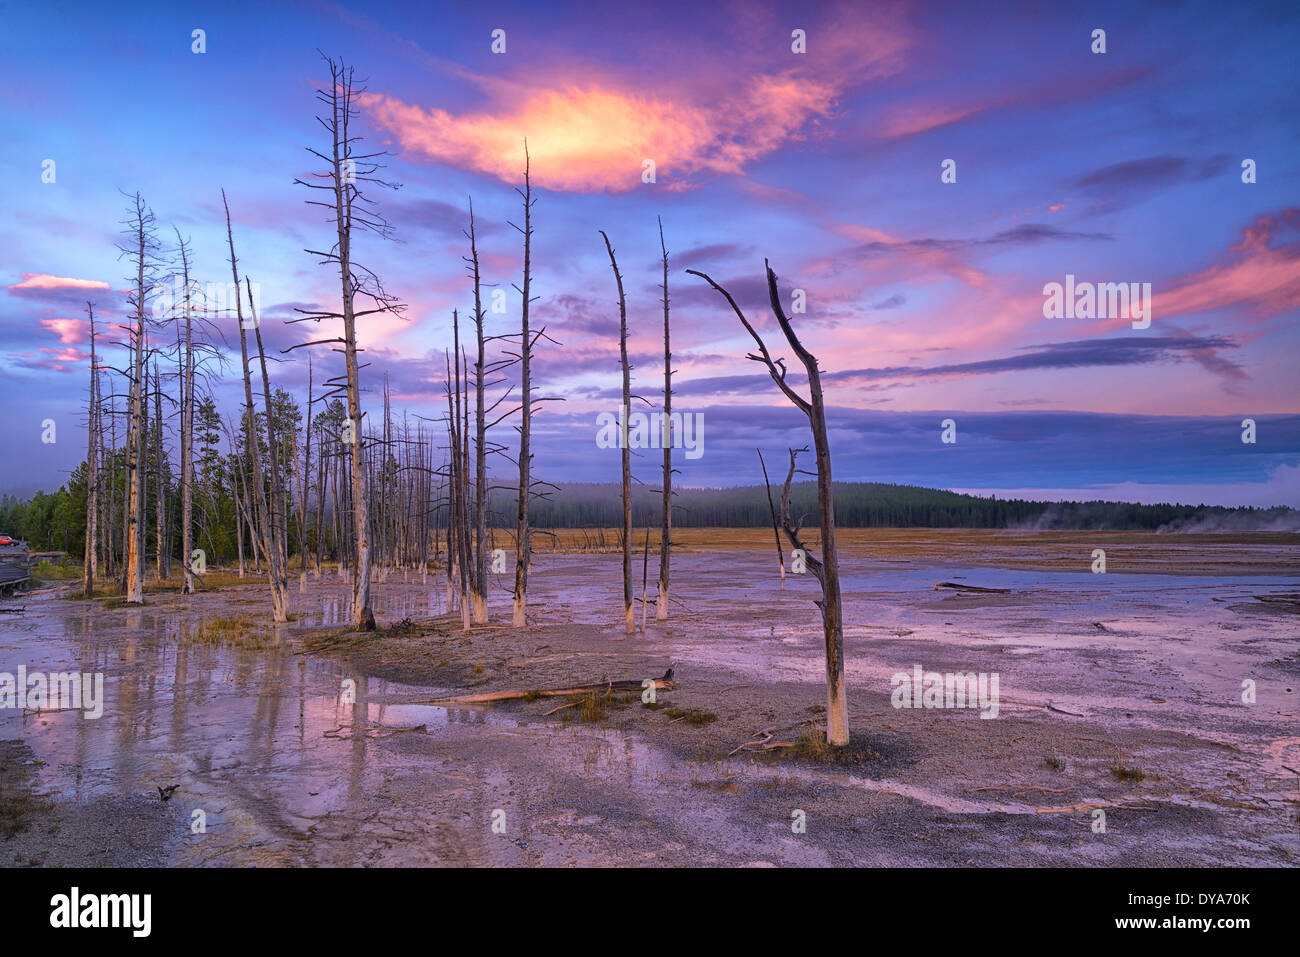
left=410, top=667, right=676, bottom=706
left=934, top=581, right=1011, bottom=594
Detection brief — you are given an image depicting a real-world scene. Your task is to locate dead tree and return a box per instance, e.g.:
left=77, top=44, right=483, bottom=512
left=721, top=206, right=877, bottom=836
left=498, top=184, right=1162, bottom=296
left=152, top=359, right=166, bottom=581
left=510, top=147, right=538, bottom=628
left=224, top=190, right=289, bottom=622
left=464, top=201, right=488, bottom=623
left=687, top=263, right=849, bottom=746
left=247, top=274, right=291, bottom=609
left=443, top=323, right=472, bottom=629
left=757, top=449, right=785, bottom=589
left=656, top=217, right=673, bottom=621
left=82, top=303, right=99, bottom=597
left=118, top=192, right=159, bottom=604
left=600, top=230, right=634, bottom=635
left=298, top=356, right=314, bottom=578
left=291, top=54, right=404, bottom=631
left=173, top=228, right=198, bottom=594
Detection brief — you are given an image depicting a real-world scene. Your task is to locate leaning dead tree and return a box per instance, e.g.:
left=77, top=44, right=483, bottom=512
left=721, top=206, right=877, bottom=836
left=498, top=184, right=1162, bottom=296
left=600, top=230, right=635, bottom=635
left=656, top=217, right=673, bottom=621
left=757, top=448, right=785, bottom=590
left=249, top=274, right=292, bottom=614
left=291, top=53, right=404, bottom=630
left=687, top=262, right=849, bottom=746
left=224, top=190, right=289, bottom=623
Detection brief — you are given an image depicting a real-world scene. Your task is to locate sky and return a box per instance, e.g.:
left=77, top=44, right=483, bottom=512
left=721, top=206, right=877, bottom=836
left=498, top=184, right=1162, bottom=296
left=1, top=0, right=1297, bottom=506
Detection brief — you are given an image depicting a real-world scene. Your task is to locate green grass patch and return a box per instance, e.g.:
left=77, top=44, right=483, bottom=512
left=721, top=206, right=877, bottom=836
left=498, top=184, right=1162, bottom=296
left=188, top=614, right=281, bottom=650
left=1109, top=758, right=1145, bottom=782
left=664, top=707, right=717, bottom=726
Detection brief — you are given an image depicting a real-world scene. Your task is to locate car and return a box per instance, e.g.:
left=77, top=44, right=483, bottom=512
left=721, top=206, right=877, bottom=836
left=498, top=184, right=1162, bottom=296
left=0, top=535, right=14, bottom=546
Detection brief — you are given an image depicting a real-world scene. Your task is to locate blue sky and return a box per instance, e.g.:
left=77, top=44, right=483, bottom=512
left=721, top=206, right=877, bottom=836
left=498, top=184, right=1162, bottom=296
left=1, top=0, right=1297, bottom=505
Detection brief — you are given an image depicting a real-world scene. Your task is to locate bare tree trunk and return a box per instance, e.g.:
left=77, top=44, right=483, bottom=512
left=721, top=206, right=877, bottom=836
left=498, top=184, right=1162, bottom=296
left=446, top=333, right=471, bottom=630
left=299, top=357, right=313, bottom=580
left=758, top=449, right=785, bottom=589
left=290, top=57, right=392, bottom=631
left=600, top=230, right=634, bottom=635
left=512, top=146, right=535, bottom=627
left=153, top=360, right=165, bottom=582
left=235, top=461, right=245, bottom=578
left=176, top=230, right=196, bottom=595
left=640, top=523, right=650, bottom=634
left=466, top=202, right=488, bottom=623
left=83, top=303, right=98, bottom=597
left=657, top=217, right=672, bottom=621
left=687, top=263, right=849, bottom=746
left=224, top=190, right=288, bottom=623
left=248, top=274, right=290, bottom=618
left=123, top=193, right=152, bottom=605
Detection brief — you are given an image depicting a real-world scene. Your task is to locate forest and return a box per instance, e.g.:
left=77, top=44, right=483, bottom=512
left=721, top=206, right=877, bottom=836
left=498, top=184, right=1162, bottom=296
left=6, top=465, right=1295, bottom=561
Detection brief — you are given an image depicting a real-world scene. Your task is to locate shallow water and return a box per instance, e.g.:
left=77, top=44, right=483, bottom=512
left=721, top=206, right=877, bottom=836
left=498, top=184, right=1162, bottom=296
left=2, top=544, right=1297, bottom=866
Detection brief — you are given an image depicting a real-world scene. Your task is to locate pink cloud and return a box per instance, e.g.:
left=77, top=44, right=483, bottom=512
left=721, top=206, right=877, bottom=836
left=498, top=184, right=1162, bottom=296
left=1155, top=208, right=1300, bottom=321
left=830, top=223, right=990, bottom=290
left=878, top=102, right=985, bottom=137
left=8, top=273, right=110, bottom=293
left=359, top=79, right=836, bottom=193
left=39, top=317, right=89, bottom=345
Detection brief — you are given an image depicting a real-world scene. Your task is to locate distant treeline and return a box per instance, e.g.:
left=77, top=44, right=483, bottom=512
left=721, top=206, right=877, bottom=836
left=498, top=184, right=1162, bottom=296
left=4, top=477, right=1296, bottom=556
left=493, top=482, right=1298, bottom=532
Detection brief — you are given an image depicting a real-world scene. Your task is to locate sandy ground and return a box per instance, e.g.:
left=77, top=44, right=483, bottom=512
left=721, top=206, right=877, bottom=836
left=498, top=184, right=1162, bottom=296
left=1, top=530, right=1297, bottom=867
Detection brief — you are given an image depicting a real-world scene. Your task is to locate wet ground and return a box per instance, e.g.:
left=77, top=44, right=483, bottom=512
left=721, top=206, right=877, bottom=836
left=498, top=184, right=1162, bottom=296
left=1, top=531, right=1297, bottom=866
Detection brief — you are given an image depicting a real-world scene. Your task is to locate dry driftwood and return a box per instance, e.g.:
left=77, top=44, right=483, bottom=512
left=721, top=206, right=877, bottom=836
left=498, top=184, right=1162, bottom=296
left=934, top=581, right=1011, bottom=594
left=412, top=667, right=675, bottom=706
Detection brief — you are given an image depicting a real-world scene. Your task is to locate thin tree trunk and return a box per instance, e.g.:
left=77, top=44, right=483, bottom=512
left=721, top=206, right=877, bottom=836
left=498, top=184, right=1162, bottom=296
left=758, top=449, right=785, bottom=589
left=153, top=360, right=165, bottom=582
left=176, top=231, right=196, bottom=595
left=466, top=203, right=488, bottom=624
left=82, top=303, right=98, bottom=597
left=224, top=190, right=288, bottom=623
left=512, top=146, right=535, bottom=627
left=248, top=274, right=290, bottom=619
left=657, top=217, right=672, bottom=621
left=600, top=230, right=634, bottom=635
left=640, top=523, right=650, bottom=634
left=299, top=358, right=313, bottom=578
left=124, top=194, right=149, bottom=604
left=688, top=263, right=849, bottom=746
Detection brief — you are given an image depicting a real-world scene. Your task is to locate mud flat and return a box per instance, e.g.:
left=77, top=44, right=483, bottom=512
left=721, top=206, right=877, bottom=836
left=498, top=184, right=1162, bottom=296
left=2, top=530, right=1297, bottom=867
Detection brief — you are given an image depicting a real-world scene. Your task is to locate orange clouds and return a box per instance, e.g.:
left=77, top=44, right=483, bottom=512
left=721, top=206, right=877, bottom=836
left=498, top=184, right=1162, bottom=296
left=359, top=86, right=721, bottom=192
left=357, top=5, right=910, bottom=192
left=358, top=75, right=845, bottom=192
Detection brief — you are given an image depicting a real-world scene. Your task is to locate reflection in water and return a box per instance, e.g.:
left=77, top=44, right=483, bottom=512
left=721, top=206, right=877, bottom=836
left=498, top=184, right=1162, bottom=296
left=2, top=547, right=1297, bottom=866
